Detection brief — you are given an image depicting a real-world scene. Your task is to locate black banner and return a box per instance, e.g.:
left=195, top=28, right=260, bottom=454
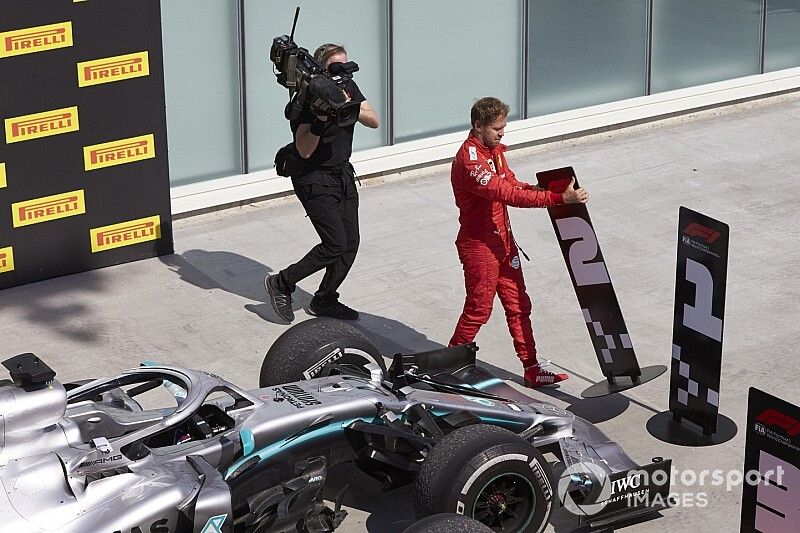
left=669, top=207, right=728, bottom=433
left=536, top=167, right=641, bottom=379
left=740, top=388, right=800, bottom=532
left=0, top=0, right=173, bottom=290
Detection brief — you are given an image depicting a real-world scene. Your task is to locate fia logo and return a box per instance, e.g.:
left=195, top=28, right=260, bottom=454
left=682, top=235, right=691, bottom=245
left=755, top=423, right=766, bottom=436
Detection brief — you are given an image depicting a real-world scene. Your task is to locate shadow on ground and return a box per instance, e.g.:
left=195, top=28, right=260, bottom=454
left=476, top=359, right=631, bottom=424
left=160, top=249, right=302, bottom=325
left=160, top=249, right=445, bottom=354
left=323, top=463, right=416, bottom=532
left=159, top=250, right=658, bottom=531
left=0, top=269, right=107, bottom=343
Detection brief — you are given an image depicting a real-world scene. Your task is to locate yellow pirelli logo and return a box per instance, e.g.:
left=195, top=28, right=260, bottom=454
left=77, top=51, right=150, bottom=87
left=0, top=22, right=73, bottom=59
left=0, top=247, right=14, bottom=274
left=12, top=190, right=86, bottom=227
left=84, top=134, right=155, bottom=171
left=5, top=106, right=79, bottom=144
left=91, top=215, right=161, bottom=253
left=0, top=163, right=6, bottom=188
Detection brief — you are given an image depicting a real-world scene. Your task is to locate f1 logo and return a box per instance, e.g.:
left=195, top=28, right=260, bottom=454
left=555, top=217, right=610, bottom=287
left=756, top=409, right=800, bottom=437
left=684, top=222, right=721, bottom=244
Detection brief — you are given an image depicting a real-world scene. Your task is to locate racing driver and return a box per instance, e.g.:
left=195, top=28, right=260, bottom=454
left=449, top=97, right=589, bottom=388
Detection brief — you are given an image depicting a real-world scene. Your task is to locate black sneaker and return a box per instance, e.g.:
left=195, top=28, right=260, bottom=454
left=265, top=274, right=294, bottom=322
left=307, top=299, right=359, bottom=320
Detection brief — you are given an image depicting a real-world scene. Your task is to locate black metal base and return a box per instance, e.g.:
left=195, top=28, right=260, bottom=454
left=581, top=365, right=668, bottom=398
left=646, top=410, right=738, bottom=446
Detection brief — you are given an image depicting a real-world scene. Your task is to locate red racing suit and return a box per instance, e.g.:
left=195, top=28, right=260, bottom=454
left=448, top=134, right=564, bottom=367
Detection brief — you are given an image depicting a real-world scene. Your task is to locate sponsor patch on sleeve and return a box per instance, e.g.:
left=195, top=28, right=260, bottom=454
left=468, top=146, right=477, bottom=161
left=469, top=167, right=492, bottom=186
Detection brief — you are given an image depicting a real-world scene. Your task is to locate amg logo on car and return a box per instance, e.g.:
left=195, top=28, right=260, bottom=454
left=0, top=247, right=14, bottom=274
left=5, top=106, right=79, bottom=143
left=112, top=518, right=169, bottom=533
left=12, top=190, right=86, bottom=227
left=77, top=51, right=150, bottom=87
left=84, top=134, right=155, bottom=171
left=90, top=215, right=161, bottom=253
left=78, top=454, right=123, bottom=468
left=0, top=22, right=73, bottom=58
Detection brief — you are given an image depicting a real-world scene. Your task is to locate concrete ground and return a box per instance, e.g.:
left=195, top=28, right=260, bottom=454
left=2, top=92, right=799, bottom=532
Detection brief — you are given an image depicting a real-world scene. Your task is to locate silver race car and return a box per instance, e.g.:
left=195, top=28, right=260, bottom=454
left=0, top=318, right=670, bottom=532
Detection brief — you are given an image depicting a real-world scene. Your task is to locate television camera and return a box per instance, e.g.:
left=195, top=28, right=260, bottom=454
left=269, top=7, right=362, bottom=127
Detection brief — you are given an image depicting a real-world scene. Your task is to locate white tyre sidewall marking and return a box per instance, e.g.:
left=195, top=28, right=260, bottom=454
left=456, top=452, right=549, bottom=527
left=460, top=453, right=530, bottom=496
left=302, top=347, right=376, bottom=379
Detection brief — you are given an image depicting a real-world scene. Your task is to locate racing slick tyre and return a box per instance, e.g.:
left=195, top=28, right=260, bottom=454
left=260, top=317, right=385, bottom=386
left=414, top=424, right=555, bottom=533
left=402, top=513, right=493, bottom=532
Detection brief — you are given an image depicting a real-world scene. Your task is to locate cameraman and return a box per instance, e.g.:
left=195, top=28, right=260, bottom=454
left=267, top=43, right=379, bottom=322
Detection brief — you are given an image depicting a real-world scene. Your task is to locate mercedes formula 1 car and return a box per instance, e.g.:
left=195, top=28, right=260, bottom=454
left=0, top=318, right=671, bottom=532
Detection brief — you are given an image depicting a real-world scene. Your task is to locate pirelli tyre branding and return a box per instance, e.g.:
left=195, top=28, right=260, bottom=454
left=2, top=1, right=173, bottom=290
left=0, top=247, right=14, bottom=274
left=12, top=190, right=86, bottom=228
left=77, top=51, right=150, bottom=87
left=5, top=106, right=79, bottom=144
left=84, top=134, right=155, bottom=171
left=0, top=21, right=73, bottom=58
left=90, top=215, right=161, bottom=253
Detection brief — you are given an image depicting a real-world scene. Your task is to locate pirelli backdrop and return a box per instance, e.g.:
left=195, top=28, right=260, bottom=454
left=0, top=0, right=173, bottom=290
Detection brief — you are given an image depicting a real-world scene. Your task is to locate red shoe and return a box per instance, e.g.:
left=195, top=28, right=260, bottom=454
left=524, top=366, right=569, bottom=388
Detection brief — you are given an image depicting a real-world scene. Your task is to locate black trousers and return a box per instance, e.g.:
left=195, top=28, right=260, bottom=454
left=278, top=166, right=359, bottom=302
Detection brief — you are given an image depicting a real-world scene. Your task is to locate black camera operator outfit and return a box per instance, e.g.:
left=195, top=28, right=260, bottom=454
left=273, top=79, right=365, bottom=320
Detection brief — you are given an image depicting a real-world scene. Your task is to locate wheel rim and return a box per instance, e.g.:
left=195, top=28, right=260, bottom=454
left=472, top=472, right=536, bottom=532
